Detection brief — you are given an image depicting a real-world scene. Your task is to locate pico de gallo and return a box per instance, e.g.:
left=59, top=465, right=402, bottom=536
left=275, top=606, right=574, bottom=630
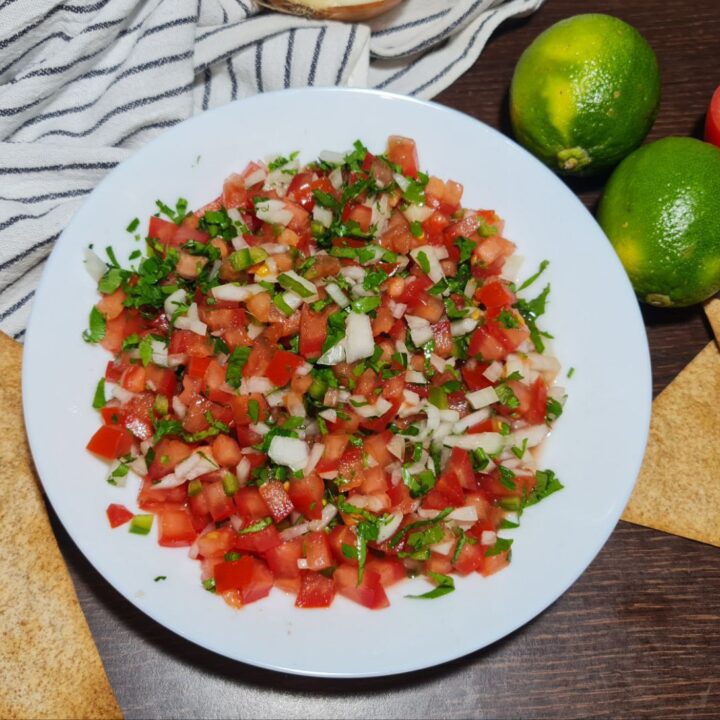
left=83, top=136, right=566, bottom=610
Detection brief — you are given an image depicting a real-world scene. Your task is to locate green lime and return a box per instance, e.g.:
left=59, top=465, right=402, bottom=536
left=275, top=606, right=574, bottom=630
left=510, top=14, right=660, bottom=176
left=598, top=137, right=720, bottom=307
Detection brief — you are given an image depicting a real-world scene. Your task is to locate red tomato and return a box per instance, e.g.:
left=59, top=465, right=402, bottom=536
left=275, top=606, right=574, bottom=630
left=526, top=377, right=548, bottom=425
left=230, top=393, right=268, bottom=425
left=265, top=350, right=305, bottom=387
left=365, top=558, right=406, bottom=587
left=157, top=508, right=197, bottom=547
left=343, top=204, right=372, bottom=232
left=468, top=325, right=507, bottom=361
left=147, top=438, right=193, bottom=481
left=234, top=487, right=271, bottom=521
left=387, top=136, right=419, bottom=178
left=264, top=538, right=303, bottom=578
left=137, top=477, right=186, bottom=511
left=197, top=527, right=235, bottom=558
left=475, top=280, right=515, bottom=308
left=211, top=434, right=242, bottom=468
left=363, top=431, right=394, bottom=468
left=258, top=481, right=294, bottom=523
left=86, top=425, right=133, bottom=460
left=286, top=172, right=315, bottom=209
left=204, top=480, right=236, bottom=522
left=145, top=365, right=177, bottom=398
left=234, top=524, right=282, bottom=553
left=434, top=463, right=465, bottom=506
left=214, top=556, right=274, bottom=604
left=299, top=303, right=329, bottom=360
left=461, top=359, right=491, bottom=390
left=304, top=531, right=333, bottom=571
left=295, top=572, right=335, bottom=608
left=705, top=86, right=720, bottom=147
left=287, top=473, right=324, bottom=520
left=148, top=216, right=178, bottom=246
left=106, top=503, right=133, bottom=528
left=169, top=330, right=213, bottom=358
left=328, top=525, right=358, bottom=565
left=453, top=539, right=486, bottom=575
left=334, top=566, right=389, bottom=609
left=223, top=174, right=249, bottom=209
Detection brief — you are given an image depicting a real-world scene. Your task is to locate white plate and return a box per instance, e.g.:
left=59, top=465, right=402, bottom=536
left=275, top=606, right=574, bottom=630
left=23, top=88, right=651, bottom=678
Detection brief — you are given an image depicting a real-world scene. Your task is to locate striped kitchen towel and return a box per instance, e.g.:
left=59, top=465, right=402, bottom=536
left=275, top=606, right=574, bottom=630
left=0, top=0, right=545, bottom=339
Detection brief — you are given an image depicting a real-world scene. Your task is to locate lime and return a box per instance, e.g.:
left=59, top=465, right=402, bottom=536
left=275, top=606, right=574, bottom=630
left=510, top=14, right=660, bottom=176
left=598, top=137, right=720, bottom=307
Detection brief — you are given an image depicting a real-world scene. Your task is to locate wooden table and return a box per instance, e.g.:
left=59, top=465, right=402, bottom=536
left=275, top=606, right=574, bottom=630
left=53, top=0, right=720, bottom=716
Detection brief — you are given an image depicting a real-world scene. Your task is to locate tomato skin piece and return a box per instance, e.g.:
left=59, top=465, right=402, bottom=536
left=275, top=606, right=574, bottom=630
left=258, top=481, right=294, bottom=523
left=157, top=507, right=197, bottom=547
left=106, top=503, right=134, bottom=528
left=295, top=571, right=335, bottom=608
left=265, top=350, right=305, bottom=387
left=214, top=556, right=274, bottom=604
left=705, top=86, right=720, bottom=147
left=87, top=424, right=133, bottom=460
left=234, top=524, right=282, bottom=553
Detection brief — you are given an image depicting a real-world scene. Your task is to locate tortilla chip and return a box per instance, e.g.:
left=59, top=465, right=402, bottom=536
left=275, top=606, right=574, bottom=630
left=0, top=333, right=121, bottom=720
left=622, top=340, right=720, bottom=547
left=704, top=297, right=720, bottom=342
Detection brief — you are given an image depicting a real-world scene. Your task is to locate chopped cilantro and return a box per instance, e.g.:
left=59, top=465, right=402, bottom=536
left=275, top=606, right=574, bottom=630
left=92, top=378, right=106, bottom=409
left=82, top=307, right=106, bottom=343
left=406, top=572, right=454, bottom=600
left=226, top=346, right=251, bottom=389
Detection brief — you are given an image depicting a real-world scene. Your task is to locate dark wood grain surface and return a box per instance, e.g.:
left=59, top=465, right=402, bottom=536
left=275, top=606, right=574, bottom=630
left=52, top=1, right=720, bottom=717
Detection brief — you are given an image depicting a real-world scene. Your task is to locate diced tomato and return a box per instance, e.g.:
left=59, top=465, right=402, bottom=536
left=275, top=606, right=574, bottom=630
left=450, top=447, right=475, bottom=490
left=214, top=556, right=274, bottom=604
left=328, top=525, right=358, bottom=565
left=287, top=473, right=324, bottom=520
left=365, top=557, right=406, bottom=587
left=106, top=503, right=134, bottom=528
left=304, top=531, right=333, bottom=571
left=475, top=280, right=516, bottom=308
left=387, top=136, right=419, bottom=178
left=453, top=539, right=486, bottom=575
left=431, top=319, right=453, bottom=358
left=145, top=365, right=177, bottom=398
left=222, top=174, right=249, bottom=209
left=397, top=274, right=432, bottom=305
left=481, top=550, right=510, bottom=577
left=468, top=325, right=508, bottom=361
left=359, top=466, right=389, bottom=495
left=299, top=303, right=329, bottom=360
left=230, top=393, right=268, bottom=425
left=147, top=438, right=193, bottom=480
left=435, top=464, right=465, bottom=506
left=461, top=359, right=492, bottom=390
left=295, top=572, right=335, bottom=608
left=264, top=538, right=303, bottom=578
left=148, top=216, right=178, bottom=245
left=234, top=524, right=281, bottom=553
left=359, top=397, right=400, bottom=433
left=137, top=477, right=187, bottom=511
left=265, top=349, right=305, bottom=387
left=187, top=356, right=211, bottom=379
left=211, top=434, right=242, bottom=468
left=157, top=508, right=197, bottom=547
left=120, top=364, right=146, bottom=393
left=363, top=431, right=394, bottom=468
left=334, top=566, right=389, bottom=609
left=388, top=482, right=414, bottom=514
left=204, top=480, right=236, bottom=522
left=258, top=481, right=294, bottom=523
left=705, top=86, right=720, bottom=147
left=86, top=425, right=133, bottom=460
left=236, top=425, right=263, bottom=447
left=197, top=527, right=236, bottom=558
left=526, top=377, right=548, bottom=425
left=234, top=487, right=271, bottom=521
left=343, top=204, right=372, bottom=232
left=169, top=330, right=214, bottom=358
left=425, top=552, right=454, bottom=575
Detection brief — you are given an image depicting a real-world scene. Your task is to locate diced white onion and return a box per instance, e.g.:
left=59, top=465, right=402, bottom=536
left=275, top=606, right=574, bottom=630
left=325, top=283, right=350, bottom=308
left=309, top=503, right=338, bottom=531
left=255, top=199, right=293, bottom=226
left=467, top=386, right=499, bottom=409
left=316, top=341, right=346, bottom=366
left=393, top=173, right=410, bottom=191
left=403, top=205, right=435, bottom=223
left=231, top=234, right=249, bottom=251
left=281, top=270, right=318, bottom=299
left=265, top=390, right=285, bottom=408
left=464, top=278, right=478, bottom=298
left=430, top=540, right=454, bottom=556
left=389, top=301, right=407, bottom=319
left=247, top=322, right=264, bottom=340
left=171, top=396, right=187, bottom=419
left=450, top=318, right=478, bottom=337
left=175, top=315, right=207, bottom=336
left=443, top=432, right=504, bottom=454
left=304, top=442, right=324, bottom=474
left=340, top=265, right=365, bottom=283
left=268, top=436, right=308, bottom=471
left=410, top=245, right=444, bottom=283
left=329, top=168, right=343, bottom=190
left=549, top=385, right=567, bottom=402
left=388, top=435, right=405, bottom=460
left=280, top=522, right=310, bottom=541
left=509, top=424, right=548, bottom=449
left=405, top=370, right=427, bottom=384
left=313, top=205, right=334, bottom=228
left=243, top=376, right=273, bottom=393
left=243, top=167, right=267, bottom=188
left=167, top=353, right=187, bottom=368
left=172, top=449, right=218, bottom=483
left=376, top=512, right=404, bottom=544
left=250, top=422, right=271, bottom=436
left=280, top=291, right=303, bottom=312
left=211, top=283, right=264, bottom=302
left=501, top=254, right=524, bottom=282
left=481, top=530, right=497, bottom=545
left=527, top=353, right=561, bottom=373
left=410, top=325, right=434, bottom=347
left=438, top=408, right=460, bottom=423
left=236, top=457, right=251, bottom=485
left=353, top=397, right=392, bottom=418
left=129, top=455, right=148, bottom=477
left=84, top=248, right=107, bottom=282
left=151, top=340, right=168, bottom=367
left=425, top=403, right=440, bottom=432
left=453, top=408, right=491, bottom=434
left=483, top=361, right=503, bottom=383
left=505, top=354, right=527, bottom=381
left=344, top=312, right=375, bottom=363
left=164, top=288, right=188, bottom=320
left=297, top=558, right=309, bottom=570
left=112, top=385, right=136, bottom=404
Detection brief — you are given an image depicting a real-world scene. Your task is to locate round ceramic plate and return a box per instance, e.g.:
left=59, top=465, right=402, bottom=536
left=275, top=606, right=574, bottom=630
left=23, top=88, right=651, bottom=678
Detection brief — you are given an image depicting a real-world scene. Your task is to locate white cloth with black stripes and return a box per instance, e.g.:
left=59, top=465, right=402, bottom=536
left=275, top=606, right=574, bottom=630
left=0, top=0, right=545, bottom=339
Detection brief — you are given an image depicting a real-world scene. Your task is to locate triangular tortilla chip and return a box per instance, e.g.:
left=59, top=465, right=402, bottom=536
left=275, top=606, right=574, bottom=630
left=0, top=333, right=121, bottom=720
left=622, top=340, right=720, bottom=547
